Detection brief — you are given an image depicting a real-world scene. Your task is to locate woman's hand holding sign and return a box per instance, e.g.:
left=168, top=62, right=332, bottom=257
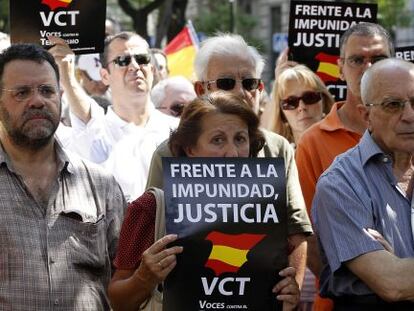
left=135, top=234, right=184, bottom=287
left=273, top=267, right=300, bottom=311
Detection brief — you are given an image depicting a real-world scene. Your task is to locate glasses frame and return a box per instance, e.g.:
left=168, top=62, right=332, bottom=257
left=366, top=99, right=414, bottom=113
left=205, top=78, right=262, bottom=91
left=157, top=102, right=185, bottom=117
left=341, top=55, right=388, bottom=68
left=281, top=91, right=322, bottom=111
left=1, top=84, right=60, bottom=102
left=108, top=53, right=151, bottom=67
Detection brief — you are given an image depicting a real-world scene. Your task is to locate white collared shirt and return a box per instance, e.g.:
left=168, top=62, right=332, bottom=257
left=69, top=99, right=178, bottom=201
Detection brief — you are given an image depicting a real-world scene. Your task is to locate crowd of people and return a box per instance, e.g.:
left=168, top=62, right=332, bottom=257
left=0, top=19, right=413, bottom=311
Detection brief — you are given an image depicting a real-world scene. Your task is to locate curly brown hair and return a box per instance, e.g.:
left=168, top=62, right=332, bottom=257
left=169, top=92, right=265, bottom=157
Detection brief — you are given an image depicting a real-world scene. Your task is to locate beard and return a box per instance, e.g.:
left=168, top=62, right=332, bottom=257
left=0, top=106, right=60, bottom=150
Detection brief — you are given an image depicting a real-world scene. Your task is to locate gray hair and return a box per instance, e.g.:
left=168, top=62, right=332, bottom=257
left=194, top=33, right=265, bottom=80
left=360, top=58, right=414, bottom=105
left=340, top=22, right=394, bottom=57
left=151, top=76, right=195, bottom=108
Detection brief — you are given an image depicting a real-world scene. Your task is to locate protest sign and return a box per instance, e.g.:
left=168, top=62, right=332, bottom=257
left=10, top=0, right=106, bottom=54
left=396, top=46, right=414, bottom=64
left=288, top=1, right=377, bottom=100
left=162, top=157, right=287, bottom=311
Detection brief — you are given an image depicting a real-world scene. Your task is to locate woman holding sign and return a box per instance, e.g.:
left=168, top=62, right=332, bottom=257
left=108, top=92, right=301, bottom=311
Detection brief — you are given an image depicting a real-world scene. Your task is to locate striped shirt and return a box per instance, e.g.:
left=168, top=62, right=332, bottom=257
left=313, top=130, right=414, bottom=298
left=0, top=142, right=126, bottom=310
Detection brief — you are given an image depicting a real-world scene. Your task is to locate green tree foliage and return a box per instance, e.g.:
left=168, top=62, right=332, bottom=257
left=193, top=1, right=265, bottom=53
left=353, top=0, right=413, bottom=38
left=0, top=0, right=9, bottom=32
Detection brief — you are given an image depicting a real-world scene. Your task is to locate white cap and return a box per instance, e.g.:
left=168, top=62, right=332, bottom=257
left=77, top=53, right=102, bottom=81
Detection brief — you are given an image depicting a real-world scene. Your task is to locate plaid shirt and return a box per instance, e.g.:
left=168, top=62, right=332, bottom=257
left=0, top=142, right=126, bottom=310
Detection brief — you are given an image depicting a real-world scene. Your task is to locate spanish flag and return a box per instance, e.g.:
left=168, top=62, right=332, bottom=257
left=205, top=231, right=266, bottom=276
left=164, top=21, right=199, bottom=80
left=315, top=52, right=340, bottom=83
left=42, top=0, right=73, bottom=10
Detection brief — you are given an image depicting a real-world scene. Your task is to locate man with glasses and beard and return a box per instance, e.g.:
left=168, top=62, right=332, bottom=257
left=146, top=33, right=313, bottom=288
left=0, top=43, right=125, bottom=310
left=48, top=33, right=178, bottom=202
left=294, top=22, right=394, bottom=311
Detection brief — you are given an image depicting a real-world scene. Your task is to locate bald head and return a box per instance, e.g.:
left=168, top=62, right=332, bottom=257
left=361, top=58, right=414, bottom=106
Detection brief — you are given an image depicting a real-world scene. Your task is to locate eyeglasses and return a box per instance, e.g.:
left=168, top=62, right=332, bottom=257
left=205, top=78, right=261, bottom=91
left=157, top=102, right=185, bottom=117
left=281, top=91, right=322, bottom=110
left=1, top=84, right=60, bottom=102
left=366, top=99, right=414, bottom=113
left=341, top=55, right=388, bottom=68
left=108, top=54, right=151, bottom=67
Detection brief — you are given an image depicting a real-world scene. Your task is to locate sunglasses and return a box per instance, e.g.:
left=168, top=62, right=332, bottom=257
left=281, top=91, right=322, bottom=110
left=157, top=102, right=185, bottom=117
left=206, top=78, right=261, bottom=91
left=108, top=54, right=151, bottom=67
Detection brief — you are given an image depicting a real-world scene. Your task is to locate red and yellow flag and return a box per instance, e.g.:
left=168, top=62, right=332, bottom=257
left=315, top=52, right=340, bottom=83
left=205, top=231, right=266, bottom=276
left=164, top=21, right=199, bottom=80
left=41, top=0, right=73, bottom=10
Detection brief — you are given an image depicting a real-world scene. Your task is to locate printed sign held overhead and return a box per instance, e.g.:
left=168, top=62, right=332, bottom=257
left=288, top=1, right=377, bottom=101
left=10, top=0, right=106, bottom=54
left=396, top=46, right=414, bottom=63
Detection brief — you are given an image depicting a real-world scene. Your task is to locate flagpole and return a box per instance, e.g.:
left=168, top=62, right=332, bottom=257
left=187, top=20, right=199, bottom=50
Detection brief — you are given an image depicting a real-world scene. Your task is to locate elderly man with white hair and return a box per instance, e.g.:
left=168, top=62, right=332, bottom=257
left=145, top=33, right=313, bottom=296
left=151, top=75, right=196, bottom=117
left=312, top=58, right=414, bottom=310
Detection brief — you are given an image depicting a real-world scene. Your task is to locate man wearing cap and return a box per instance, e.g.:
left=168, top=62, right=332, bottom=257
left=76, top=53, right=108, bottom=98
left=49, top=33, right=178, bottom=201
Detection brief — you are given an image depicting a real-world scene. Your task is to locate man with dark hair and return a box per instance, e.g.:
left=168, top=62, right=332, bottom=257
left=313, top=58, right=414, bottom=310
left=294, top=22, right=394, bottom=310
left=0, top=43, right=126, bottom=310
left=151, top=47, right=169, bottom=85
left=49, top=32, right=178, bottom=201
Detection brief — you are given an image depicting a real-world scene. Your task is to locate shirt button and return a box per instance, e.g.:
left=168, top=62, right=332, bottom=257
left=382, top=156, right=390, bottom=163
left=54, top=299, right=59, bottom=305
left=49, top=258, right=55, bottom=264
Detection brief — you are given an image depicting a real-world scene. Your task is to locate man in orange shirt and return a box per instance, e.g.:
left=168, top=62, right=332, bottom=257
left=295, top=22, right=394, bottom=310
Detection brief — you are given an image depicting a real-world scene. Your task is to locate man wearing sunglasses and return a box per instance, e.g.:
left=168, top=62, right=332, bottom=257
left=313, top=58, right=414, bottom=310
left=49, top=33, right=178, bottom=202
left=146, top=33, right=313, bottom=290
left=294, top=23, right=394, bottom=310
left=151, top=76, right=196, bottom=118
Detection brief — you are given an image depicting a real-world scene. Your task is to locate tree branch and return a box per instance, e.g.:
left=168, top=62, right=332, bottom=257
left=117, top=0, right=137, bottom=17
left=142, top=0, right=167, bottom=14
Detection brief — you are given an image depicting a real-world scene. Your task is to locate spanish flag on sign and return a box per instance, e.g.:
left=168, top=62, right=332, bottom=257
left=42, top=0, right=73, bottom=10
left=205, top=231, right=266, bottom=276
left=315, top=52, right=340, bottom=83
left=164, top=21, right=199, bottom=80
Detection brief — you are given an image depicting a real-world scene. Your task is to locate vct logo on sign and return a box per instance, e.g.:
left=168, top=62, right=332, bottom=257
left=41, top=0, right=73, bottom=10
left=40, top=0, right=79, bottom=28
left=162, top=158, right=288, bottom=310
left=10, top=0, right=106, bottom=54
